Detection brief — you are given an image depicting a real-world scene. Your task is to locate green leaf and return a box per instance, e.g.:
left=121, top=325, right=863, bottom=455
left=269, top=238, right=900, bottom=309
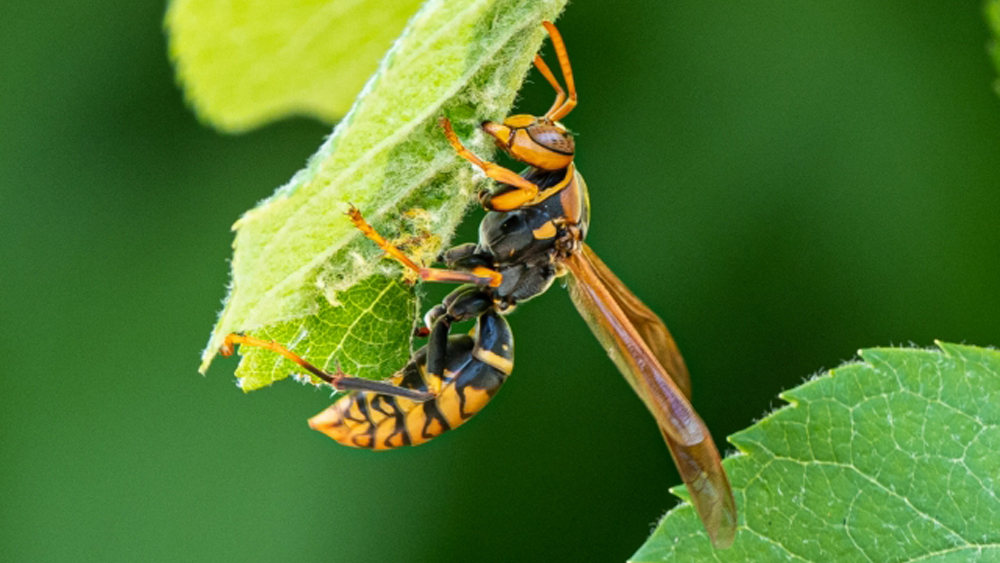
left=233, top=276, right=416, bottom=392
left=165, top=0, right=424, bottom=132
left=194, top=0, right=568, bottom=389
left=632, top=342, right=1000, bottom=562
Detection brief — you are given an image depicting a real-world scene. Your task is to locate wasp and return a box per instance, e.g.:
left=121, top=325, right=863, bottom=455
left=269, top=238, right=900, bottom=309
left=221, top=21, right=736, bottom=548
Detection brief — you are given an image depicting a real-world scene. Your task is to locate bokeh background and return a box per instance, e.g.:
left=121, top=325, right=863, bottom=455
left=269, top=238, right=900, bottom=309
left=3, top=1, right=998, bottom=561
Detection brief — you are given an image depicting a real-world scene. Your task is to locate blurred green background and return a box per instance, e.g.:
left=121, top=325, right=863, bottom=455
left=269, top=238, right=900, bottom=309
left=2, top=1, right=998, bottom=561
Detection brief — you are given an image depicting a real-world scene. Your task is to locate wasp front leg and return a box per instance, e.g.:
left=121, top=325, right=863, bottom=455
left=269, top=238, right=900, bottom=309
left=439, top=118, right=541, bottom=211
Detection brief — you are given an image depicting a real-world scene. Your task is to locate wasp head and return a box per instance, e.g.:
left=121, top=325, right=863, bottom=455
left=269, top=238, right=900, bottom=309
left=481, top=114, right=574, bottom=171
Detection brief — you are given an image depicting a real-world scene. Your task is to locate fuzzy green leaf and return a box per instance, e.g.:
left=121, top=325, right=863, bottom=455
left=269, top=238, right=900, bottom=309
left=194, top=0, right=568, bottom=389
left=165, top=0, right=424, bottom=132
left=633, top=342, right=1000, bottom=562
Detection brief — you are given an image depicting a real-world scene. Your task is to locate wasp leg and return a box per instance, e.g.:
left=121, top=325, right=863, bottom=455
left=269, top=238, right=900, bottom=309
left=541, top=21, right=577, bottom=121
left=421, top=267, right=501, bottom=287
left=220, top=334, right=432, bottom=401
left=421, top=284, right=492, bottom=330
left=534, top=54, right=566, bottom=119
left=423, top=286, right=494, bottom=394
left=347, top=205, right=502, bottom=288
left=439, top=117, right=541, bottom=211
left=439, top=242, right=478, bottom=264
left=439, top=243, right=492, bottom=269
left=439, top=244, right=495, bottom=279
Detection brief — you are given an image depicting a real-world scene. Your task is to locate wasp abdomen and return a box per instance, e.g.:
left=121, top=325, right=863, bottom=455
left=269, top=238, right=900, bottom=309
left=309, top=312, right=513, bottom=450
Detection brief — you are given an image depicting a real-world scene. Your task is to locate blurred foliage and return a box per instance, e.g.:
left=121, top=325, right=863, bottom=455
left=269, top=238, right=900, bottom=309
left=634, top=343, right=1000, bottom=561
left=166, top=0, right=422, bottom=131
left=987, top=0, right=1000, bottom=89
left=1, top=0, right=998, bottom=562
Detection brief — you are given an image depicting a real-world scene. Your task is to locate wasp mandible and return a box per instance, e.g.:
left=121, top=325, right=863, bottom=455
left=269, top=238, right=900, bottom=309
left=221, top=21, right=736, bottom=548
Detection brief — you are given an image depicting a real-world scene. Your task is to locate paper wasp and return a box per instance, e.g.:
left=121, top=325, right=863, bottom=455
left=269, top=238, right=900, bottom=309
left=221, top=21, right=736, bottom=548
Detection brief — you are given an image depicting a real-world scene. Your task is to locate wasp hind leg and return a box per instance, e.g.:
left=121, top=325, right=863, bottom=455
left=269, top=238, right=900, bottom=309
left=220, top=334, right=432, bottom=401
left=421, top=285, right=494, bottom=394
left=347, top=205, right=502, bottom=287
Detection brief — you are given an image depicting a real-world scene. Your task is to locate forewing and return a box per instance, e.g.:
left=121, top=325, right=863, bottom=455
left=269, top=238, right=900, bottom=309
left=578, top=244, right=692, bottom=398
left=565, top=246, right=736, bottom=548
left=564, top=249, right=703, bottom=446
left=660, top=427, right=737, bottom=548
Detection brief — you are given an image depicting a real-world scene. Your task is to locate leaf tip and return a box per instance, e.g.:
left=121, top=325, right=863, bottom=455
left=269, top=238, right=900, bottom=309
left=198, top=349, right=216, bottom=375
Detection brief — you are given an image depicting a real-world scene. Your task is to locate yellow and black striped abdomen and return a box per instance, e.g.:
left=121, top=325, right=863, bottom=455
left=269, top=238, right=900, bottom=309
left=309, top=313, right=514, bottom=450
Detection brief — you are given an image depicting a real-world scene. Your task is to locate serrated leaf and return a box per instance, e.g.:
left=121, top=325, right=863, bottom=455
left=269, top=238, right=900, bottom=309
left=194, top=0, right=568, bottom=389
left=165, top=0, right=424, bottom=132
left=632, top=343, right=1000, bottom=562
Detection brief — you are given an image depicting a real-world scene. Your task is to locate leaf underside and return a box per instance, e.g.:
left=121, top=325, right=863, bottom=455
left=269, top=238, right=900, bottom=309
left=632, top=342, right=1000, bottom=563
left=187, top=0, right=568, bottom=389
left=233, top=276, right=416, bottom=392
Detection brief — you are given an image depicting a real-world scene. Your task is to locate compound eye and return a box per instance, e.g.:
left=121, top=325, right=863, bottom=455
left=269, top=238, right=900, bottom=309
left=526, top=124, right=574, bottom=155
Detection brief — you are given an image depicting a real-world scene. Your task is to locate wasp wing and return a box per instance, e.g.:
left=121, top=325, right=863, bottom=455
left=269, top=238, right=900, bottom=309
left=658, top=426, right=737, bottom=548
left=564, top=245, right=736, bottom=548
left=564, top=246, right=702, bottom=446
left=576, top=244, right=692, bottom=399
